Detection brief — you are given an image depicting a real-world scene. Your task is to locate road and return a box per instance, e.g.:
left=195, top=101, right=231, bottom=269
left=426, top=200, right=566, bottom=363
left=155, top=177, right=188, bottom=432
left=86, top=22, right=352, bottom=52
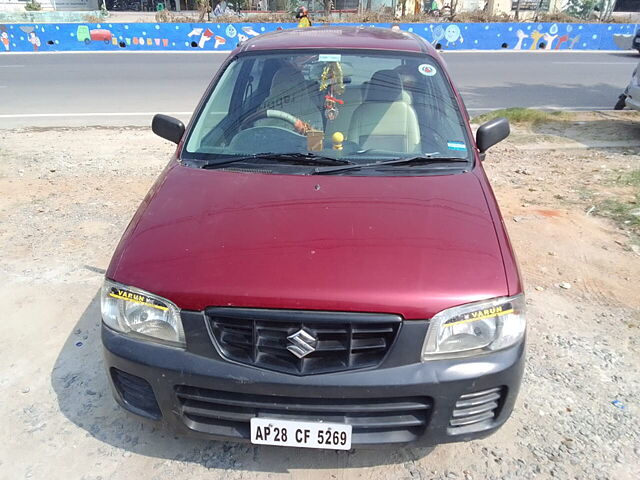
left=0, top=51, right=638, bottom=128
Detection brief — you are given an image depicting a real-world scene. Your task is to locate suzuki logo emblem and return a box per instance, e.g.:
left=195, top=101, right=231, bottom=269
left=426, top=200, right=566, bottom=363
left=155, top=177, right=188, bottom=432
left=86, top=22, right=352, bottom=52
left=286, top=329, right=317, bottom=359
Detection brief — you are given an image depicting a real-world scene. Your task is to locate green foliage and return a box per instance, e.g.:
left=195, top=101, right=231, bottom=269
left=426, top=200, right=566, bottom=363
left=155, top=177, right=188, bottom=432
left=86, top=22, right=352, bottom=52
left=24, top=0, right=42, bottom=11
left=288, top=0, right=300, bottom=14
left=472, top=108, right=569, bottom=125
left=233, top=0, right=250, bottom=9
left=614, top=169, right=640, bottom=188
left=598, top=0, right=616, bottom=22
left=563, top=0, right=597, bottom=20
left=598, top=169, right=640, bottom=235
left=628, top=170, right=640, bottom=187
left=598, top=196, right=640, bottom=229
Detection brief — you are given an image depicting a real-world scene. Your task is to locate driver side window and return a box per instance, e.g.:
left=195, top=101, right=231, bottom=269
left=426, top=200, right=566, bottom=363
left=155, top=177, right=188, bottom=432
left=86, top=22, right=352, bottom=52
left=239, top=57, right=270, bottom=112
left=187, top=61, right=242, bottom=152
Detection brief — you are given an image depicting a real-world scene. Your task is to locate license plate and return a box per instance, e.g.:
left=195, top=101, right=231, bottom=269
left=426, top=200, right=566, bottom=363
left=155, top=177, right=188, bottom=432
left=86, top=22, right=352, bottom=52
left=250, top=418, right=352, bottom=450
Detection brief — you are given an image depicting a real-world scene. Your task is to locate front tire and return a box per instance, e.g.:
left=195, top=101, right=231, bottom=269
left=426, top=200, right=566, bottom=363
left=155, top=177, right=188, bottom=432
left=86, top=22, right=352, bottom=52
left=614, top=95, right=626, bottom=110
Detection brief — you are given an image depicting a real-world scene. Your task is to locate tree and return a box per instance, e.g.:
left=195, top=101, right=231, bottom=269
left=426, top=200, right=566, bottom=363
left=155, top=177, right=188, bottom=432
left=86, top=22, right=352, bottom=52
left=533, top=0, right=545, bottom=22
left=449, top=0, right=460, bottom=20
left=319, top=0, right=333, bottom=15
left=288, top=0, right=300, bottom=13
left=197, top=0, right=211, bottom=21
left=564, top=0, right=598, bottom=19
left=24, top=0, right=42, bottom=11
left=599, top=0, right=617, bottom=21
left=399, top=0, right=407, bottom=16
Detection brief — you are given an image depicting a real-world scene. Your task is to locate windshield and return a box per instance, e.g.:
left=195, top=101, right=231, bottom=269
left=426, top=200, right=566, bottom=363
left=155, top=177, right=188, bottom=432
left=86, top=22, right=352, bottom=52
left=183, top=50, right=471, bottom=173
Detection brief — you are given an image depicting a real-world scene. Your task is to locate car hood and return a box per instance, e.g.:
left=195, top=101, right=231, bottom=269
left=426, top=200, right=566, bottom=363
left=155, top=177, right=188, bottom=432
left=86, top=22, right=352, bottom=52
left=108, top=164, right=507, bottom=319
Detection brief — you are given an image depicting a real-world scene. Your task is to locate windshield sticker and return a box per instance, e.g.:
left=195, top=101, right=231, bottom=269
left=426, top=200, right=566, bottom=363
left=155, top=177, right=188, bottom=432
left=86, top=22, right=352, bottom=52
left=418, top=64, right=437, bottom=77
left=318, top=54, right=342, bottom=62
left=444, top=303, right=514, bottom=328
left=447, top=141, right=467, bottom=151
left=108, top=287, right=168, bottom=311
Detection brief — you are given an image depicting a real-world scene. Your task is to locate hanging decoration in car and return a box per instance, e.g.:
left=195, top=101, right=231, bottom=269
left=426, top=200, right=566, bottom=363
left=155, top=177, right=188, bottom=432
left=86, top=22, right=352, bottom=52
left=323, top=95, right=344, bottom=121
left=319, top=62, right=345, bottom=121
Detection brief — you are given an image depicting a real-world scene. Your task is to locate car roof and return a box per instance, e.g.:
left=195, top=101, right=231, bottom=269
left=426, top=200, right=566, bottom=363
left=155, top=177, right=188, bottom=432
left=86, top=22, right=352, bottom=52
left=238, top=26, right=435, bottom=55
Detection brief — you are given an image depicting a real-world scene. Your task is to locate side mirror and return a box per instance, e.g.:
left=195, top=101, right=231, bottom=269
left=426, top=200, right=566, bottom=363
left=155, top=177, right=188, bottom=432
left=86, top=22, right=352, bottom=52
left=152, top=114, right=185, bottom=144
left=476, top=117, right=510, bottom=154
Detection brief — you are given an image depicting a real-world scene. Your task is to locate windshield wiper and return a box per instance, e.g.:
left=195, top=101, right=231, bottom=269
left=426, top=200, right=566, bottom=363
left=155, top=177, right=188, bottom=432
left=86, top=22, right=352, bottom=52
left=312, top=155, right=469, bottom=175
left=201, top=153, right=356, bottom=169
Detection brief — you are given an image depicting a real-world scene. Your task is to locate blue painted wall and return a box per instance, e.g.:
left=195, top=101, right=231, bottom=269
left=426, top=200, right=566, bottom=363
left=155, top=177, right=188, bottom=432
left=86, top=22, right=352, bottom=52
left=0, top=22, right=636, bottom=53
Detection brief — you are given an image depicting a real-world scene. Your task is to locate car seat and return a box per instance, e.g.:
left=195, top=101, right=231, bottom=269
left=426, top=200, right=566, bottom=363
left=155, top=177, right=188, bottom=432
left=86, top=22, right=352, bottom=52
left=256, top=66, right=324, bottom=132
left=325, top=85, right=364, bottom=137
left=347, top=70, right=420, bottom=153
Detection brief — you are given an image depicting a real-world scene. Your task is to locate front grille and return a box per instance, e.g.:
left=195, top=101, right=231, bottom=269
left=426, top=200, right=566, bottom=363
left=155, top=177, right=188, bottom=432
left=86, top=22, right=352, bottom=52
left=111, top=368, right=161, bottom=419
left=206, top=308, right=401, bottom=375
left=175, top=386, right=432, bottom=444
left=449, top=387, right=504, bottom=431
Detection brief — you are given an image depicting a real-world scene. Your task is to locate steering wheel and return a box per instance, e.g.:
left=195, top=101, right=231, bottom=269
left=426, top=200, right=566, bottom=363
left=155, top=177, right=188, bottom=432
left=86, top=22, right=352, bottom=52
left=239, top=109, right=311, bottom=135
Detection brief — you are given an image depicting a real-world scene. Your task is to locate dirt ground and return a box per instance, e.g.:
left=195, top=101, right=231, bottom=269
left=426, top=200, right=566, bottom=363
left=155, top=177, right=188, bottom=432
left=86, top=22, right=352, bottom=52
left=1, top=113, right=639, bottom=480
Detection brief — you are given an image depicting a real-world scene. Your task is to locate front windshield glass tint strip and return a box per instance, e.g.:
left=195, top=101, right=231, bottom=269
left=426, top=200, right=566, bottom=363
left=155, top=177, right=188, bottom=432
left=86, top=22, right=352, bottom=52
left=182, top=49, right=471, bottom=172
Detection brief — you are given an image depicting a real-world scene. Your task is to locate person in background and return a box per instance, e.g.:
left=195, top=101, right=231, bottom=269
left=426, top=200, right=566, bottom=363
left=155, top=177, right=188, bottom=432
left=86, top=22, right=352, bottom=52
left=425, top=0, right=439, bottom=13
left=295, top=6, right=312, bottom=28
left=213, top=0, right=227, bottom=16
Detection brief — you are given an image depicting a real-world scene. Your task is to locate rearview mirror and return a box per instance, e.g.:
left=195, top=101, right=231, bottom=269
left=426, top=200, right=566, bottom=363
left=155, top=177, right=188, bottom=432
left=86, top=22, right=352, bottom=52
left=476, top=117, right=510, bottom=154
left=152, top=114, right=185, bottom=144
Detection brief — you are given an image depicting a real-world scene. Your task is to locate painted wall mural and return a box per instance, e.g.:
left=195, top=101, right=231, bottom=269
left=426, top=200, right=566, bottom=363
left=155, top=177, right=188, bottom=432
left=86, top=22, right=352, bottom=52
left=398, top=22, right=637, bottom=51
left=0, top=22, right=636, bottom=53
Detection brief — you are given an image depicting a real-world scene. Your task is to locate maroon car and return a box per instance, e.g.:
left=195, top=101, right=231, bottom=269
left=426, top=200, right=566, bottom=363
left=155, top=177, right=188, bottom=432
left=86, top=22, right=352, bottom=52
left=101, top=26, right=525, bottom=450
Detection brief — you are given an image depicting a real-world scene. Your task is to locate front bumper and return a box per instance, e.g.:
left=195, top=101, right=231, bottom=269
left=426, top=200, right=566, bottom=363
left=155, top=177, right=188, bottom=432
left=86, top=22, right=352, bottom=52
left=102, top=315, right=525, bottom=448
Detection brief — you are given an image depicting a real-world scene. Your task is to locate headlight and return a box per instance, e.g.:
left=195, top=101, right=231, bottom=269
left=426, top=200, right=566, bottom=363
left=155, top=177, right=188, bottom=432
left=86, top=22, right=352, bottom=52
left=101, top=279, right=185, bottom=347
left=422, top=294, right=525, bottom=360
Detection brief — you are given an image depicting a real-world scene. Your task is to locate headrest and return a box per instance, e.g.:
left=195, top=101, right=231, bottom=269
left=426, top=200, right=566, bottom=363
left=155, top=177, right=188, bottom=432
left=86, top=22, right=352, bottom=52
left=365, top=70, right=404, bottom=103
left=271, top=66, right=305, bottom=89
left=394, top=65, right=419, bottom=88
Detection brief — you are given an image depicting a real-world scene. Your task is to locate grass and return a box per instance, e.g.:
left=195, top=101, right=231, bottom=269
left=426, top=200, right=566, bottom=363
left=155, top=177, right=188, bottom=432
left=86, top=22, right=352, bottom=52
left=472, top=108, right=569, bottom=126
left=598, top=196, right=640, bottom=228
left=597, top=170, right=640, bottom=235
left=615, top=169, right=640, bottom=187
left=568, top=170, right=640, bottom=240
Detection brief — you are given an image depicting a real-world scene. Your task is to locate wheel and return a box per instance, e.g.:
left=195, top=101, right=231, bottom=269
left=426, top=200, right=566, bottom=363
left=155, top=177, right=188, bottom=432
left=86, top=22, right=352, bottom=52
left=614, top=95, right=626, bottom=110
left=84, top=38, right=91, bottom=45
left=104, top=39, right=111, bottom=45
left=240, top=109, right=309, bottom=134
